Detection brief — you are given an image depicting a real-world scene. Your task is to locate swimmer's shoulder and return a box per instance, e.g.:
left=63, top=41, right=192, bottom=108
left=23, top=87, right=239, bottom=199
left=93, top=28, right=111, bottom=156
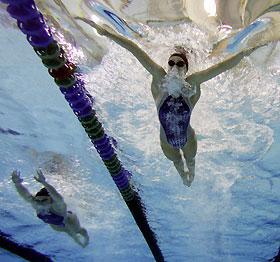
left=151, top=69, right=166, bottom=95
left=183, top=75, right=201, bottom=106
left=185, top=73, right=201, bottom=87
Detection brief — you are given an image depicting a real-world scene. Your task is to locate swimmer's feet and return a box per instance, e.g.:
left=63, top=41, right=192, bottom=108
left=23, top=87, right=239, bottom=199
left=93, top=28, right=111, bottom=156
left=70, top=229, right=89, bottom=248
left=76, top=233, right=89, bottom=248
left=179, top=170, right=194, bottom=187
left=82, top=237, right=89, bottom=248
left=174, top=159, right=195, bottom=187
left=80, top=228, right=89, bottom=248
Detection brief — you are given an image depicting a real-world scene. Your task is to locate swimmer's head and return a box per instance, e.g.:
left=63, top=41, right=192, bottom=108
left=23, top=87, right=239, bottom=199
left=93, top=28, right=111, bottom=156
left=168, top=54, right=188, bottom=77
left=36, top=188, right=49, bottom=197
left=35, top=188, right=52, bottom=204
left=168, top=46, right=188, bottom=75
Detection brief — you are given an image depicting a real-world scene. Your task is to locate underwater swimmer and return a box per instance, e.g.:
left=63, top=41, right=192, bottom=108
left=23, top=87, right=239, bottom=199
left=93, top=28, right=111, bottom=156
left=77, top=17, right=262, bottom=187
left=11, top=170, right=89, bottom=247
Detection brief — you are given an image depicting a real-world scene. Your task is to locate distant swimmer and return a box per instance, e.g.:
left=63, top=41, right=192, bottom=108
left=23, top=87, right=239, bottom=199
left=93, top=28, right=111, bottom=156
left=77, top=17, right=263, bottom=187
left=11, top=170, right=89, bottom=247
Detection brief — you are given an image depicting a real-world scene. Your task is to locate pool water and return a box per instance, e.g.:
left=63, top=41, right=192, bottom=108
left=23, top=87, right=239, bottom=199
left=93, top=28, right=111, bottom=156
left=0, top=1, right=280, bottom=261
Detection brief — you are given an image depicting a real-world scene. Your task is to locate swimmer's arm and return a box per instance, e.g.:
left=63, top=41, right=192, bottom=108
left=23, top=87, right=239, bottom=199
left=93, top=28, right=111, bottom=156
left=14, top=185, right=34, bottom=203
left=76, top=17, right=166, bottom=79
left=187, top=46, right=261, bottom=85
left=34, top=170, right=63, bottom=203
left=11, top=170, right=34, bottom=203
left=41, top=181, right=64, bottom=202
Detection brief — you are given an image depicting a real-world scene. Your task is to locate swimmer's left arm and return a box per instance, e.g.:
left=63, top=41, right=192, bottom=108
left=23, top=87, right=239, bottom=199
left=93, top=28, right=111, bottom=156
left=187, top=45, right=262, bottom=85
left=34, top=170, right=64, bottom=203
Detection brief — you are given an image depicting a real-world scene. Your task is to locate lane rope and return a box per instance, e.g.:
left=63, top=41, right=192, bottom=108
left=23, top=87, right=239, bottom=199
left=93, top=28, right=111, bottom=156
left=1, top=1, right=165, bottom=261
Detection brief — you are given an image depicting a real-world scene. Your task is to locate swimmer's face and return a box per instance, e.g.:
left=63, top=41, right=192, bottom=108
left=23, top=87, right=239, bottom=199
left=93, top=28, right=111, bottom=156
left=35, top=196, right=52, bottom=205
left=168, top=56, right=187, bottom=75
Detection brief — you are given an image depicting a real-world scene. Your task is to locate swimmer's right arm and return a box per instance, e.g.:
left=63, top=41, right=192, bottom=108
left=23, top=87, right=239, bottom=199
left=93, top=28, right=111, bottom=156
left=75, top=17, right=166, bottom=79
left=11, top=170, right=33, bottom=203
left=34, top=170, right=64, bottom=203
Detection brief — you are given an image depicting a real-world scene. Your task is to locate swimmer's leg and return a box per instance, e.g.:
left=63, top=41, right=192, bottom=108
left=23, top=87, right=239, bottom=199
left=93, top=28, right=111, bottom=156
left=160, top=139, right=186, bottom=181
left=78, top=227, right=89, bottom=247
left=181, top=130, right=197, bottom=186
left=66, top=231, right=85, bottom=247
left=65, top=212, right=89, bottom=248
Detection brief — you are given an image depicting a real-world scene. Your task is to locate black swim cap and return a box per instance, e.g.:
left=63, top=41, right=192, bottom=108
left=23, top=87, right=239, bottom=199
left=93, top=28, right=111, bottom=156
left=35, top=188, right=50, bottom=197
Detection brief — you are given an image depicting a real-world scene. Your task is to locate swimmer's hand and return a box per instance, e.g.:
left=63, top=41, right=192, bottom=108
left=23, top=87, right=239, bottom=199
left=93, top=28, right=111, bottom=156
left=11, top=170, right=23, bottom=184
left=34, top=169, right=46, bottom=184
left=243, top=44, right=267, bottom=57
left=75, top=17, right=108, bottom=36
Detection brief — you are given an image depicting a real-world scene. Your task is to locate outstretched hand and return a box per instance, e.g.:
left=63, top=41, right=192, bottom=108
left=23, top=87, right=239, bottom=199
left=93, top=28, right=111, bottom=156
left=11, top=170, right=23, bottom=184
left=75, top=17, right=108, bottom=36
left=34, top=169, right=46, bottom=184
left=244, top=44, right=267, bottom=57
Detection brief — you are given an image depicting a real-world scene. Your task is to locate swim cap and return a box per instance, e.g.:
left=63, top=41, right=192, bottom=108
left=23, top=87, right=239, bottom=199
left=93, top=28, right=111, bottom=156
left=35, top=188, right=50, bottom=197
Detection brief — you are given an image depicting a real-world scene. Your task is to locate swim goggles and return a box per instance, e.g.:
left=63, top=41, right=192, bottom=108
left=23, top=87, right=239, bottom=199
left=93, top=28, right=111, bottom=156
left=168, top=60, right=185, bottom=67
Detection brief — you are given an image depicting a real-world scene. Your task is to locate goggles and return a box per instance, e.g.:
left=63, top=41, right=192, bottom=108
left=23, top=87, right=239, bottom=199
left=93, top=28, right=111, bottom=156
left=35, top=197, right=50, bottom=203
left=168, top=60, right=185, bottom=67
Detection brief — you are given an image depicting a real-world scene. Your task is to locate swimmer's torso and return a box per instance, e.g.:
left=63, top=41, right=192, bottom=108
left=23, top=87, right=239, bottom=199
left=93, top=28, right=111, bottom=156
left=37, top=208, right=66, bottom=227
left=158, top=94, right=192, bottom=148
left=151, top=76, right=198, bottom=148
left=34, top=202, right=68, bottom=227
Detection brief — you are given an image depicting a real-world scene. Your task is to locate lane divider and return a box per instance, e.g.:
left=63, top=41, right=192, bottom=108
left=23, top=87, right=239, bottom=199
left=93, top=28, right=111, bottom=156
left=1, top=1, right=165, bottom=261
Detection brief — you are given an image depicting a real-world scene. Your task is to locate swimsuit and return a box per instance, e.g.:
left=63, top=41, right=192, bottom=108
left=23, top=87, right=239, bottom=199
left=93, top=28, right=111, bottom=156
left=158, top=95, right=191, bottom=149
left=37, top=210, right=72, bottom=227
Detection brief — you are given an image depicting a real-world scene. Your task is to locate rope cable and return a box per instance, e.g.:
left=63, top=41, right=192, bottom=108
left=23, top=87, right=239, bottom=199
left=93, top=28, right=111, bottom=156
left=1, top=0, right=165, bottom=261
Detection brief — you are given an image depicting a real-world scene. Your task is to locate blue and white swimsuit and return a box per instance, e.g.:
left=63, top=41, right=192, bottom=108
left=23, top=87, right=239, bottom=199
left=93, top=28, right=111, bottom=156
left=158, top=95, right=192, bottom=149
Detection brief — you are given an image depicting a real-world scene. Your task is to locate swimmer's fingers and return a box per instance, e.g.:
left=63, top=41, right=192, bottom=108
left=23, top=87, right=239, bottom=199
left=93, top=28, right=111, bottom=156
left=34, top=169, right=45, bottom=183
left=102, top=24, right=115, bottom=34
left=11, top=170, right=18, bottom=177
left=11, top=170, right=23, bottom=184
left=75, top=17, right=107, bottom=36
left=33, top=175, right=42, bottom=183
left=35, top=169, right=45, bottom=181
left=244, top=44, right=267, bottom=56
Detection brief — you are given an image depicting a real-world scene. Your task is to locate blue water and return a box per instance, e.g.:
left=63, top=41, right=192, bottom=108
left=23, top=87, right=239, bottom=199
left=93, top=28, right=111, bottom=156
left=1, top=11, right=280, bottom=262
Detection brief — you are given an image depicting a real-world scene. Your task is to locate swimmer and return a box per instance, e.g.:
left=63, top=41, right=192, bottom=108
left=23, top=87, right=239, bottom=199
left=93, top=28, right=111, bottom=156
left=77, top=17, right=263, bottom=187
left=11, top=170, right=89, bottom=247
